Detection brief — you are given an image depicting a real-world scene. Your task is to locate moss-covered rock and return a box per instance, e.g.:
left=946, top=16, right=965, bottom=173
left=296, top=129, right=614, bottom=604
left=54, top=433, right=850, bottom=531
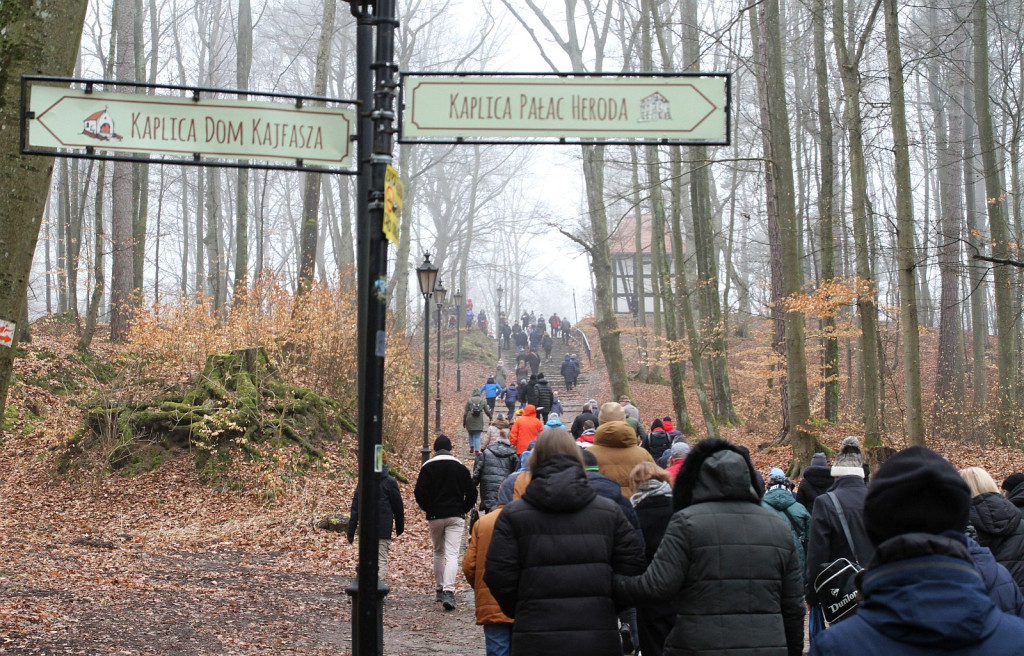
left=85, top=347, right=353, bottom=471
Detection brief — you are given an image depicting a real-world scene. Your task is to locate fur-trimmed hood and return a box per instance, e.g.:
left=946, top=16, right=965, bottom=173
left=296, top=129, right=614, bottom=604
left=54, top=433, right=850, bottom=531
left=673, top=438, right=762, bottom=511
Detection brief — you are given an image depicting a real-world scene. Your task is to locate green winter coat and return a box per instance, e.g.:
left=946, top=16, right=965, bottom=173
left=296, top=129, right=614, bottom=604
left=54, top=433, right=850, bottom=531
left=463, top=390, right=492, bottom=432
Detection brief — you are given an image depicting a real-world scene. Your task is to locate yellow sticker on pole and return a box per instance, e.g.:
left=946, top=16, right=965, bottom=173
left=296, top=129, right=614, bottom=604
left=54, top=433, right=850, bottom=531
left=383, top=165, right=403, bottom=245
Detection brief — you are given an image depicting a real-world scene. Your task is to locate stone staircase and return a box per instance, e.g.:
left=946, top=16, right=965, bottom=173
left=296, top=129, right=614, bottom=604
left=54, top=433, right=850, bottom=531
left=496, top=326, right=593, bottom=422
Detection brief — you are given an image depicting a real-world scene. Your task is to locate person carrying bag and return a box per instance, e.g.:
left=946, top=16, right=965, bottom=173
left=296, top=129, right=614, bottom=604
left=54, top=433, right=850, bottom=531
left=813, top=492, right=864, bottom=626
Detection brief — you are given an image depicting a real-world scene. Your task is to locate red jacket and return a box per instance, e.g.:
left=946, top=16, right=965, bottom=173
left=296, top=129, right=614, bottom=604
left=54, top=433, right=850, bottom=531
left=510, top=405, right=544, bottom=455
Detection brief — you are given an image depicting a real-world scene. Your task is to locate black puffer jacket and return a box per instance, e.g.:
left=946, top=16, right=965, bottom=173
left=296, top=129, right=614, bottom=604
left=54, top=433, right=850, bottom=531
left=615, top=439, right=805, bottom=656
left=533, top=378, right=554, bottom=413
left=970, top=491, right=1024, bottom=591
left=795, top=464, right=833, bottom=514
left=484, top=454, right=646, bottom=656
left=473, top=441, right=518, bottom=512
left=805, top=475, right=875, bottom=604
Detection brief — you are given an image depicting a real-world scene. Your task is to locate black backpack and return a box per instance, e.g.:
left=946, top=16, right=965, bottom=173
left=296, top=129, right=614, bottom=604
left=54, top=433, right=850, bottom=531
left=649, top=431, right=671, bottom=452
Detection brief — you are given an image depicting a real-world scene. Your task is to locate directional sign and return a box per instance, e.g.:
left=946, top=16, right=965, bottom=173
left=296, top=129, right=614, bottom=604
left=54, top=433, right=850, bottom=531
left=0, top=319, right=15, bottom=348
left=27, top=84, right=355, bottom=167
left=400, top=74, right=729, bottom=145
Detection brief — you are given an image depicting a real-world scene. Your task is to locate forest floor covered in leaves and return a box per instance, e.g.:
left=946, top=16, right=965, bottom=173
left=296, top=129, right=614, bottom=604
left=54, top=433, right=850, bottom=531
left=4, top=320, right=1024, bottom=654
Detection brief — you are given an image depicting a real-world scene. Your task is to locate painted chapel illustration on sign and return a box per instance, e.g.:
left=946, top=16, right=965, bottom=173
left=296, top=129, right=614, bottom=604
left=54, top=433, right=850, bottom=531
left=82, top=108, right=121, bottom=141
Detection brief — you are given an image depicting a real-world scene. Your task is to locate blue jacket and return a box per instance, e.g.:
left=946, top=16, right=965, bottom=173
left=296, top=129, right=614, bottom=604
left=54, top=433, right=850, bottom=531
left=502, top=384, right=518, bottom=404
left=967, top=534, right=1024, bottom=617
left=810, top=533, right=1024, bottom=656
left=481, top=382, right=502, bottom=399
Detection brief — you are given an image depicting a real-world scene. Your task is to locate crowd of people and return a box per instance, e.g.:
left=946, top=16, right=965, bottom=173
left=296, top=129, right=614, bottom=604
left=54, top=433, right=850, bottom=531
left=353, top=384, right=1024, bottom=656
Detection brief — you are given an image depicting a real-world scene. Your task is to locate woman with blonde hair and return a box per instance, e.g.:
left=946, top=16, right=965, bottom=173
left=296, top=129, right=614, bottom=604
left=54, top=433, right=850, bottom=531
left=961, top=466, right=1024, bottom=591
left=961, top=466, right=1000, bottom=497
left=485, top=428, right=645, bottom=656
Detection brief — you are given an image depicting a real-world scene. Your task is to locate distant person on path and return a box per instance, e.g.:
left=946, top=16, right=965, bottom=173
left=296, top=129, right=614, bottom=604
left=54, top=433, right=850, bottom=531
left=549, top=313, right=560, bottom=338
left=493, top=360, right=507, bottom=388
left=466, top=307, right=475, bottom=328
left=810, top=447, right=1024, bottom=656
left=484, top=430, right=646, bottom=656
left=478, top=310, right=488, bottom=334
left=589, top=402, right=656, bottom=497
left=514, top=362, right=529, bottom=391
left=1002, top=473, right=1024, bottom=510
left=663, top=441, right=690, bottom=482
left=762, top=468, right=811, bottom=573
left=463, top=389, right=493, bottom=455
left=509, top=404, right=543, bottom=456
left=627, top=461, right=675, bottom=656
left=526, top=349, right=541, bottom=377
left=514, top=327, right=528, bottom=351
left=482, top=414, right=509, bottom=452
left=414, top=435, right=477, bottom=611
left=528, top=310, right=536, bottom=326
left=529, top=325, right=542, bottom=351
left=520, top=311, right=529, bottom=330
left=961, top=466, right=1024, bottom=591
left=620, top=396, right=640, bottom=421
left=534, top=373, right=554, bottom=424
left=560, top=318, right=571, bottom=344
left=796, top=452, right=833, bottom=514
left=463, top=480, right=516, bottom=656
left=541, top=332, right=554, bottom=361
left=643, top=418, right=672, bottom=462
left=473, top=430, right=518, bottom=514
left=560, top=355, right=575, bottom=391
left=550, top=390, right=563, bottom=418
left=480, top=376, right=503, bottom=415
left=615, top=438, right=805, bottom=656
left=500, top=321, right=512, bottom=350
left=570, top=403, right=599, bottom=439
left=501, top=382, right=518, bottom=417
left=346, top=468, right=405, bottom=581
left=524, top=374, right=539, bottom=409
left=806, top=436, right=874, bottom=639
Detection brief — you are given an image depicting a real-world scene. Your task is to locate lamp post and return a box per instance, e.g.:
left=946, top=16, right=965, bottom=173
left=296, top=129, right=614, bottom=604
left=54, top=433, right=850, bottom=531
left=434, top=279, right=446, bottom=435
left=496, top=285, right=503, bottom=359
left=416, top=254, right=438, bottom=465
left=454, top=288, right=462, bottom=392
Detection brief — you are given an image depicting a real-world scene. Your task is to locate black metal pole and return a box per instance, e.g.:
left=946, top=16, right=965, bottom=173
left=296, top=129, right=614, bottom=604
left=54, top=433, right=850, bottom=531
left=456, top=301, right=462, bottom=391
left=345, top=0, right=397, bottom=654
left=422, top=294, right=431, bottom=462
left=435, top=304, right=442, bottom=433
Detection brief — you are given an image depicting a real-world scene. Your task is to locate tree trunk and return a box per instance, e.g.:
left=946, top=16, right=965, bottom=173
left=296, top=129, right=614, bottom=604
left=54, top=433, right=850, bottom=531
left=233, top=0, right=252, bottom=296
left=760, top=0, right=814, bottom=466
left=296, top=0, right=336, bottom=292
left=110, top=0, right=137, bottom=341
left=813, top=0, right=840, bottom=424
left=963, top=79, right=988, bottom=410
left=883, top=0, right=925, bottom=446
left=833, top=0, right=882, bottom=445
left=0, top=0, right=89, bottom=412
left=974, top=0, right=1016, bottom=437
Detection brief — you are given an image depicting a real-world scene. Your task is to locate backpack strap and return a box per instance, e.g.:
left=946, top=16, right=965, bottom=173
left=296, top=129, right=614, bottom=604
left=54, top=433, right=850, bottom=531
left=780, top=505, right=803, bottom=536
left=827, top=491, right=861, bottom=565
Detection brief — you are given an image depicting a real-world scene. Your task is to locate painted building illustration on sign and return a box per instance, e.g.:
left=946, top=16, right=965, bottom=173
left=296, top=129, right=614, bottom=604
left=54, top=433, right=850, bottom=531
left=82, top=108, right=121, bottom=141
left=638, top=92, right=671, bottom=123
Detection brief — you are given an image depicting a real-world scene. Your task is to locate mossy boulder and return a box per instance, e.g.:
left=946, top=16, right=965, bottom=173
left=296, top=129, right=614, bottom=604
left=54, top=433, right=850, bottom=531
left=85, top=347, right=355, bottom=470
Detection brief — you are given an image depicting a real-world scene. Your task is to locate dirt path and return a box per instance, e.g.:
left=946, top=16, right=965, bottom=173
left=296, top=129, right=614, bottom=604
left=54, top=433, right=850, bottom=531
left=0, top=539, right=486, bottom=655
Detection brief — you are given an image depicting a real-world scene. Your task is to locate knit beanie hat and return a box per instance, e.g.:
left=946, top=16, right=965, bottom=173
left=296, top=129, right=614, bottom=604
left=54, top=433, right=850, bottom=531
left=669, top=441, right=690, bottom=459
left=864, top=446, right=971, bottom=546
left=1002, top=473, right=1024, bottom=493
left=581, top=448, right=600, bottom=471
left=767, top=467, right=792, bottom=491
left=810, top=452, right=828, bottom=468
left=831, top=437, right=865, bottom=477
left=433, top=434, right=452, bottom=452
left=545, top=415, right=565, bottom=428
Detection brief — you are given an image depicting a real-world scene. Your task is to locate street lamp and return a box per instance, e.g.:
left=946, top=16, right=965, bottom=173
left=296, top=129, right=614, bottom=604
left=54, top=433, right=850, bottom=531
left=416, top=254, right=438, bottom=465
left=454, top=288, right=463, bottom=392
left=496, top=285, right=504, bottom=359
left=434, top=278, right=447, bottom=435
